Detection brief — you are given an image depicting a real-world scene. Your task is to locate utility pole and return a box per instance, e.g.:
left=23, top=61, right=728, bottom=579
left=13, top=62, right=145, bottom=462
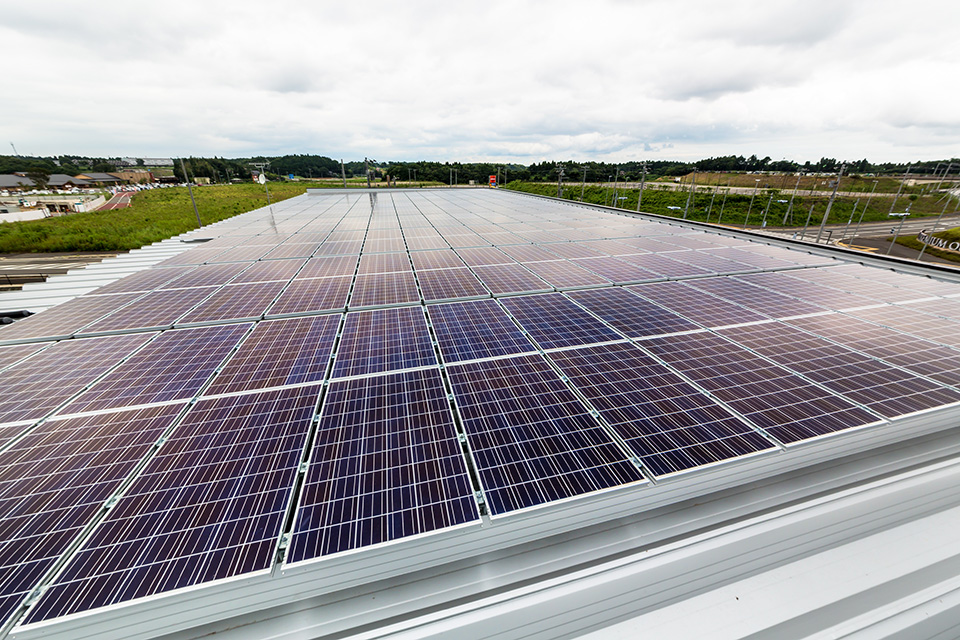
left=816, top=162, right=845, bottom=243
left=887, top=205, right=911, bottom=255
left=850, top=180, right=879, bottom=242
left=716, top=184, right=730, bottom=225
left=888, top=165, right=912, bottom=214
left=556, top=163, right=565, bottom=198
left=636, top=161, right=647, bottom=211
left=611, top=166, right=621, bottom=208
left=918, top=194, right=960, bottom=261
left=760, top=193, right=774, bottom=228
left=180, top=157, right=202, bottom=228
left=841, top=200, right=860, bottom=241
left=340, top=159, right=346, bottom=187
left=365, top=157, right=371, bottom=188
left=742, top=179, right=761, bottom=229
left=935, top=163, right=954, bottom=193
left=782, top=173, right=803, bottom=225
left=580, top=167, right=587, bottom=202
left=683, top=168, right=697, bottom=219
left=800, top=204, right=815, bottom=240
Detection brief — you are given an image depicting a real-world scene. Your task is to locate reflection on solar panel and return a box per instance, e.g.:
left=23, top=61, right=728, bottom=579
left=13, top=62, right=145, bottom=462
left=86, top=266, right=195, bottom=296
left=683, top=277, right=824, bottom=318
left=205, top=315, right=340, bottom=395
left=719, top=322, right=960, bottom=419
left=0, top=293, right=143, bottom=343
left=471, top=263, right=552, bottom=295
left=629, top=281, right=768, bottom=327
left=501, top=293, right=623, bottom=350
left=333, top=307, right=435, bottom=378
left=787, top=314, right=960, bottom=388
left=160, top=263, right=250, bottom=289
left=569, top=257, right=655, bottom=284
left=263, top=243, right=320, bottom=260
left=549, top=342, right=774, bottom=476
left=565, top=287, right=700, bottom=337
left=456, top=246, right=512, bottom=266
left=848, top=305, right=960, bottom=349
left=429, top=299, right=536, bottom=362
left=417, top=267, right=488, bottom=302
left=358, top=252, right=411, bottom=275
left=27, top=385, right=321, bottom=623
left=641, top=332, right=879, bottom=444
left=288, top=369, right=478, bottom=561
left=229, top=259, right=306, bottom=284
left=521, top=260, right=610, bottom=288
left=411, top=249, right=466, bottom=271
left=617, top=253, right=711, bottom=278
left=64, top=324, right=250, bottom=413
left=0, top=403, right=186, bottom=625
left=179, top=281, right=287, bottom=324
left=266, top=276, right=351, bottom=316
left=0, top=334, right=152, bottom=427
left=0, top=342, right=49, bottom=372
left=736, top=271, right=872, bottom=309
left=80, top=287, right=217, bottom=333
left=295, top=256, right=358, bottom=279
left=448, top=355, right=645, bottom=515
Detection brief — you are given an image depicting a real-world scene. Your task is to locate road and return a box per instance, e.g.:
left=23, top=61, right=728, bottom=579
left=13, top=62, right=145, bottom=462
left=98, top=192, right=133, bottom=211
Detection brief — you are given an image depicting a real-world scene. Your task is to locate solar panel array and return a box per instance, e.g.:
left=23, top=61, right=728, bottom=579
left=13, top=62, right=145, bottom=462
left=3, top=188, right=960, bottom=630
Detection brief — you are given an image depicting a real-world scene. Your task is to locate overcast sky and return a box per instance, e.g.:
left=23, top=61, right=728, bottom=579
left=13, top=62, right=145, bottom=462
left=2, top=0, right=957, bottom=164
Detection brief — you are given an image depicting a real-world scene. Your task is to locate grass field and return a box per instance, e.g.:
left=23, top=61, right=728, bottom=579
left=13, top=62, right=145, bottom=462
left=896, top=227, right=960, bottom=264
left=504, top=181, right=958, bottom=230
left=0, top=183, right=308, bottom=253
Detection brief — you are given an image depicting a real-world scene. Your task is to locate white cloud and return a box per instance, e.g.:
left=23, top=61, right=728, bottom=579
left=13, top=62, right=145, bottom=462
left=1, top=0, right=958, bottom=163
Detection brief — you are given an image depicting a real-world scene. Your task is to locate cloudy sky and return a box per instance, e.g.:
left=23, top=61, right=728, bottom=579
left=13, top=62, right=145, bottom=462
left=2, top=0, right=957, bottom=164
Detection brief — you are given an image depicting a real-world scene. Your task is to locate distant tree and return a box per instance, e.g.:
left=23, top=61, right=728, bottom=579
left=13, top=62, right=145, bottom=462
left=136, top=158, right=145, bottom=167
left=25, top=169, right=50, bottom=190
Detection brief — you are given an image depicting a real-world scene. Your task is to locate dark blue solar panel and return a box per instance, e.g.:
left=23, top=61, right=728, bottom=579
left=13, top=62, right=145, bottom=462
left=501, top=293, right=622, bottom=350
left=719, top=322, right=960, bottom=419
left=350, top=272, right=420, bottom=308
left=64, top=324, right=251, bottom=413
left=566, top=287, right=700, bottom=338
left=640, top=332, right=880, bottom=444
left=287, top=369, right=479, bottom=561
left=27, top=385, right=321, bottom=623
left=205, top=315, right=340, bottom=395
left=429, top=299, right=536, bottom=362
left=550, top=343, right=773, bottom=476
left=333, top=307, right=436, bottom=378
left=447, top=355, right=645, bottom=516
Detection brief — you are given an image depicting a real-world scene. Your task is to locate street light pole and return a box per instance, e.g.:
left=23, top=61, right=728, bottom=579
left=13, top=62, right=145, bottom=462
left=850, top=180, right=879, bottom=242
left=580, top=167, right=587, bottom=202
left=887, top=206, right=911, bottom=255
left=816, top=162, right=845, bottom=243
left=683, top=168, right=697, bottom=220
left=782, top=172, right=803, bottom=225
left=636, top=161, right=647, bottom=211
left=742, top=179, right=760, bottom=229
left=180, top=157, right=202, bottom=228
left=917, top=197, right=958, bottom=261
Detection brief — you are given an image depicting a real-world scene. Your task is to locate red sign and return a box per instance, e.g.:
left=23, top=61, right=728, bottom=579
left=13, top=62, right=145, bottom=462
left=489, top=175, right=497, bottom=186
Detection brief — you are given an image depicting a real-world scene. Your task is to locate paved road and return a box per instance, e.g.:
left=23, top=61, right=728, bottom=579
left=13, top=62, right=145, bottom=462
left=98, top=192, right=133, bottom=211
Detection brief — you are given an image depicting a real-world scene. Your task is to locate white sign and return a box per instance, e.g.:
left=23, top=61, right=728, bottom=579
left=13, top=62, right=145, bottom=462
left=258, top=173, right=266, bottom=185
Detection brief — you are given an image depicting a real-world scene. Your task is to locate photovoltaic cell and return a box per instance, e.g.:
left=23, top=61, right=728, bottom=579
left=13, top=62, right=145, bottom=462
left=0, top=404, right=186, bottom=627
left=629, top=281, right=768, bottom=327
left=266, top=276, right=352, bottom=316
left=0, top=333, right=153, bottom=427
left=410, top=249, right=466, bottom=271
left=64, top=324, right=251, bottom=413
left=847, top=305, right=960, bottom=349
left=682, top=277, right=824, bottom=318
left=429, top=299, right=536, bottom=362
left=26, top=385, right=322, bottom=623
left=351, top=272, right=421, bottom=308
left=521, top=260, right=610, bottom=288
left=456, top=246, right=512, bottom=267
left=287, top=369, right=479, bottom=561
left=447, top=355, right=645, bottom=515
left=540, top=242, right=609, bottom=260
left=208, top=245, right=273, bottom=263
left=550, top=342, right=773, bottom=476
left=417, top=267, right=489, bottom=302
left=205, top=315, right=339, bottom=395
left=640, top=332, right=880, bottom=444
left=565, top=287, right=700, bottom=337
left=499, top=245, right=559, bottom=263
left=262, top=243, right=320, bottom=260
left=80, top=288, right=217, bottom=333
left=617, top=253, right=711, bottom=278
left=333, top=307, right=435, bottom=378
left=229, top=259, right=306, bottom=284
left=160, top=263, right=250, bottom=289
left=719, top=322, right=960, bottom=419
left=179, top=281, right=288, bottom=324
left=735, top=271, right=873, bottom=310
left=0, top=343, right=49, bottom=372
left=501, top=293, right=622, bottom=350
left=87, top=266, right=195, bottom=296
left=358, top=252, right=411, bottom=275
left=0, top=293, right=143, bottom=343
left=295, top=256, right=358, bottom=279
left=570, top=257, right=656, bottom=283
left=471, top=264, right=552, bottom=295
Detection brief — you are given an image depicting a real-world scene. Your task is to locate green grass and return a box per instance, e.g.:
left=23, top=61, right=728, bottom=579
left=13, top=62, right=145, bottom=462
left=0, top=183, right=307, bottom=253
left=503, top=181, right=958, bottom=229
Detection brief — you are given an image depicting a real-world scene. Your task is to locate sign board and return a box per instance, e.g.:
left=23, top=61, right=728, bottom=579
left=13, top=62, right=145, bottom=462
left=258, top=173, right=266, bottom=185
left=489, top=175, right=497, bottom=187
left=289, top=174, right=295, bottom=180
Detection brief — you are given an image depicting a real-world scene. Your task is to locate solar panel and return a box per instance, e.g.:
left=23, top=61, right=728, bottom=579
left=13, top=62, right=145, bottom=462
left=314, top=240, right=364, bottom=256
left=570, top=257, right=656, bottom=284
left=0, top=334, right=153, bottom=427
left=447, top=354, right=646, bottom=516
left=63, top=324, right=251, bottom=413
left=787, top=267, right=922, bottom=303
left=160, top=263, right=250, bottom=289
left=499, top=245, right=559, bottom=263
left=719, top=322, right=960, bottom=419
left=735, top=271, right=873, bottom=310
left=0, top=293, right=144, bottom=343
left=471, top=263, right=552, bottom=295
left=207, top=245, right=274, bottom=263
left=80, top=287, right=218, bottom=333
left=229, top=259, right=306, bottom=284
left=550, top=342, right=774, bottom=476
left=287, top=368, right=479, bottom=562
left=617, top=253, right=711, bottom=278
left=629, top=281, right=768, bottom=327
left=501, top=293, right=622, bottom=349
left=410, top=249, right=466, bottom=271
left=351, top=272, right=420, bottom=308
left=682, top=277, right=824, bottom=318
left=521, top=260, right=610, bottom=288
left=358, top=252, right=411, bottom=275
left=540, top=242, right=609, bottom=260
left=640, top=332, right=880, bottom=444
left=295, top=256, right=358, bottom=279
left=86, top=266, right=196, bottom=296
left=179, top=281, right=288, bottom=324
left=332, top=307, right=436, bottom=378
left=154, top=247, right=229, bottom=266
left=0, top=343, right=49, bottom=372
left=26, top=385, right=322, bottom=623
left=786, top=314, right=960, bottom=388
left=266, top=276, right=352, bottom=317
left=847, top=305, right=960, bottom=349
left=429, top=299, right=536, bottom=362
left=0, top=403, right=186, bottom=627
left=417, top=267, right=489, bottom=302
left=205, top=315, right=340, bottom=395
left=262, top=243, right=320, bottom=260
left=565, top=287, right=700, bottom=338
left=455, top=246, right=512, bottom=267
